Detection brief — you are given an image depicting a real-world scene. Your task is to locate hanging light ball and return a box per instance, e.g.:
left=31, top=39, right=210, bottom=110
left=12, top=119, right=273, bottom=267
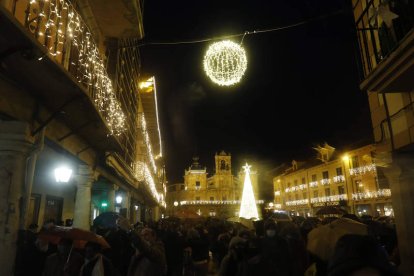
left=203, top=40, right=247, bottom=86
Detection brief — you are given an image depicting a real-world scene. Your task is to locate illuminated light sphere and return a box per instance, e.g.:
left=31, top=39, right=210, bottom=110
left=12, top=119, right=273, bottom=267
left=203, top=40, right=247, bottom=86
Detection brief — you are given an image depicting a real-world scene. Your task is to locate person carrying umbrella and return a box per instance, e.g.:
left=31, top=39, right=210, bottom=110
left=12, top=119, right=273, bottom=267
left=43, top=238, right=83, bottom=276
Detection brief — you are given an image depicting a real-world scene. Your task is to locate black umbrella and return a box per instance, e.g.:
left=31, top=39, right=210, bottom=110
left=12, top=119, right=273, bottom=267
left=93, top=212, right=129, bottom=229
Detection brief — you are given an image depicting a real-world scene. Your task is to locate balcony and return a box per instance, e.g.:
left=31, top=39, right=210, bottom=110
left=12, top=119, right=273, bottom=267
left=354, top=0, right=414, bottom=92
left=0, top=1, right=164, bottom=205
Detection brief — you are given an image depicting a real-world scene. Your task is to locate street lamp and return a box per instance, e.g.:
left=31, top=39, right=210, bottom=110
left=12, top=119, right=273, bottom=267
left=54, top=166, right=72, bottom=183
left=173, top=201, right=179, bottom=207
left=116, top=195, right=123, bottom=204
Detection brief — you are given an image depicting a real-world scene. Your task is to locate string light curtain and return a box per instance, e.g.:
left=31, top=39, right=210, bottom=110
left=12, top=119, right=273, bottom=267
left=20, top=0, right=126, bottom=135
left=114, top=38, right=141, bottom=165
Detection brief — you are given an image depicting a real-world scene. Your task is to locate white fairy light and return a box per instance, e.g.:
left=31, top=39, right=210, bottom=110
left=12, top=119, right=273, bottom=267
left=352, top=189, right=391, bottom=200
left=286, top=199, right=309, bottom=206
left=309, top=181, right=318, bottom=188
left=203, top=40, right=247, bottom=86
left=25, top=0, right=126, bottom=136
left=349, top=163, right=377, bottom=176
left=134, top=161, right=165, bottom=206
left=333, top=175, right=346, bottom=183
left=285, top=184, right=308, bottom=193
left=239, top=163, right=259, bottom=219
left=320, top=178, right=331, bottom=185
left=139, top=113, right=157, bottom=174
left=180, top=200, right=264, bottom=205
left=310, top=194, right=348, bottom=203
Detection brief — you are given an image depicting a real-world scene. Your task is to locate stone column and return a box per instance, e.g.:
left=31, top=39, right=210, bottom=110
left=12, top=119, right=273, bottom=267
left=107, top=184, right=117, bottom=212
left=122, top=191, right=131, bottom=220
left=0, top=121, right=33, bottom=275
left=73, top=165, right=94, bottom=230
left=153, top=206, right=160, bottom=221
left=381, top=153, right=414, bottom=275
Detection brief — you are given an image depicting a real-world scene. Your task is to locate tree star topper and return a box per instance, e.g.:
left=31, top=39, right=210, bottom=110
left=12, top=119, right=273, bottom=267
left=243, top=163, right=251, bottom=173
left=203, top=40, right=247, bottom=86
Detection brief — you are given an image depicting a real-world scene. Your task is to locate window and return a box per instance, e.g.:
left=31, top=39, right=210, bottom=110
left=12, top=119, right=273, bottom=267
left=295, top=194, right=299, bottom=200
left=287, top=182, right=291, bottom=187
left=336, top=167, right=343, bottom=176
left=312, top=174, right=317, bottom=182
left=325, top=188, right=331, bottom=197
left=195, top=181, right=201, bottom=190
left=338, top=185, right=345, bottom=195
left=301, top=177, right=306, bottom=184
left=322, top=171, right=329, bottom=179
left=313, top=191, right=318, bottom=198
left=303, top=192, right=307, bottom=199
left=288, top=195, right=292, bottom=201
left=195, top=197, right=200, bottom=201
left=352, top=156, right=359, bottom=168
left=181, top=185, right=185, bottom=190
left=294, top=180, right=298, bottom=185
left=222, top=196, right=227, bottom=201
left=210, top=197, right=214, bottom=201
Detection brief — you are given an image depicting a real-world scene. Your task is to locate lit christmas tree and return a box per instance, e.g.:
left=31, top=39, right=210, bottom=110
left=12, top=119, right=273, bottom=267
left=239, top=163, right=259, bottom=219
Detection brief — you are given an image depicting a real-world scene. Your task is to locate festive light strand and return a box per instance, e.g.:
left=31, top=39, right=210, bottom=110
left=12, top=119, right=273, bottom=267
left=135, top=161, right=165, bottom=206
left=352, top=189, right=391, bottom=200
left=333, top=175, right=346, bottom=183
left=310, top=194, right=347, bottom=204
left=139, top=113, right=157, bottom=174
left=180, top=200, right=264, bottom=206
left=349, top=164, right=377, bottom=176
left=27, top=0, right=126, bottom=135
left=286, top=199, right=309, bottom=206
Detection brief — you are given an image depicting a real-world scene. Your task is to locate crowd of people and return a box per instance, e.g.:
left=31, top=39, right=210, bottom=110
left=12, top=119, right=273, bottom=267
left=14, top=213, right=401, bottom=276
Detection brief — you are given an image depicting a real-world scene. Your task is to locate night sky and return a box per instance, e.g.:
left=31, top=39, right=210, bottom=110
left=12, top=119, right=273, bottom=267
left=140, top=0, right=373, bottom=184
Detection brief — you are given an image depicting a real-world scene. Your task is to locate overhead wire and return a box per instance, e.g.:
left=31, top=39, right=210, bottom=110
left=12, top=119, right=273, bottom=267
left=125, top=9, right=345, bottom=48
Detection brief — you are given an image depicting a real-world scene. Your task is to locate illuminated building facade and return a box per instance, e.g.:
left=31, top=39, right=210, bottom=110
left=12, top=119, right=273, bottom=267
left=167, top=151, right=263, bottom=218
left=0, top=1, right=165, bottom=273
left=352, top=1, right=414, bottom=273
left=272, top=143, right=393, bottom=217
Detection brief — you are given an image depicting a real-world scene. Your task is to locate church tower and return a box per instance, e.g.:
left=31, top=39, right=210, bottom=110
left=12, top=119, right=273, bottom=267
left=215, top=150, right=231, bottom=174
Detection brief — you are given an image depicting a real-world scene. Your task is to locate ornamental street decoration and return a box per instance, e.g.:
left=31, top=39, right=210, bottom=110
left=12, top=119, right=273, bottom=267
left=203, top=40, right=247, bottom=86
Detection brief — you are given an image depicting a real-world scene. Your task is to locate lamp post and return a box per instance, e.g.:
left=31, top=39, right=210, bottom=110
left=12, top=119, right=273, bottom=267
left=54, top=166, right=73, bottom=183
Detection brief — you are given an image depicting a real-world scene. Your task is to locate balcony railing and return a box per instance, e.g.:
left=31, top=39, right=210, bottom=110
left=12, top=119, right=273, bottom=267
left=354, top=0, right=414, bottom=78
left=7, top=0, right=164, bottom=205
left=10, top=0, right=128, bottom=136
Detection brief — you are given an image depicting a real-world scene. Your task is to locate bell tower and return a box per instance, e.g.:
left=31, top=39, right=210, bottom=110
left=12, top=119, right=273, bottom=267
left=215, top=150, right=231, bottom=174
